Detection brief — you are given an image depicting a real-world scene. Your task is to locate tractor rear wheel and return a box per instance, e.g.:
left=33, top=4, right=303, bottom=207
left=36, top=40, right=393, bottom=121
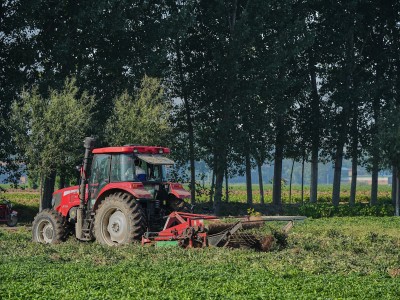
left=94, top=193, right=146, bottom=246
left=32, top=209, right=65, bottom=244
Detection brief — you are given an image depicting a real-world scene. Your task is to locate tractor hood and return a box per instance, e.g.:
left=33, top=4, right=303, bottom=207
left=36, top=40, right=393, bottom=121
left=136, top=154, right=174, bottom=165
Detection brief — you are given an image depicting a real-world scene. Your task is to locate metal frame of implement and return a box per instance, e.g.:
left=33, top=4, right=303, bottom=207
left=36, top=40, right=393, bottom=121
left=141, top=211, right=306, bottom=249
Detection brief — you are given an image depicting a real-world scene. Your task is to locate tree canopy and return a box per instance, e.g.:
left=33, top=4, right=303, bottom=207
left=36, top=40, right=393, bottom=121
left=1, top=0, right=400, bottom=213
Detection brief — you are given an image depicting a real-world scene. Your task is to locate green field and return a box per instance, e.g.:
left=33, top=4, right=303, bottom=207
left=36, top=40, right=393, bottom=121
left=1, top=186, right=399, bottom=299
left=1, top=217, right=400, bottom=299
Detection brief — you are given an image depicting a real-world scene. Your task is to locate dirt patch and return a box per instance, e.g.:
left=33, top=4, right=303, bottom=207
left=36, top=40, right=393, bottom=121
left=388, top=268, right=400, bottom=278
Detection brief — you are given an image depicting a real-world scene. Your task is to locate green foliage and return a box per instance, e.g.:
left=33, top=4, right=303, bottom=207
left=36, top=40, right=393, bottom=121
left=105, top=76, right=172, bottom=146
left=11, top=77, right=95, bottom=178
left=286, top=203, right=395, bottom=219
left=247, top=208, right=262, bottom=217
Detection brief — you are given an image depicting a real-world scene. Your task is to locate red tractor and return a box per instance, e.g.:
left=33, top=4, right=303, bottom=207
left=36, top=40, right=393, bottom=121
left=32, top=137, right=192, bottom=245
left=0, top=199, right=18, bottom=227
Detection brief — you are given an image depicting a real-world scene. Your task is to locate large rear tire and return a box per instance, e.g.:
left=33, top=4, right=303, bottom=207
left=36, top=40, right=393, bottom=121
left=32, top=209, right=65, bottom=244
left=94, top=193, right=146, bottom=246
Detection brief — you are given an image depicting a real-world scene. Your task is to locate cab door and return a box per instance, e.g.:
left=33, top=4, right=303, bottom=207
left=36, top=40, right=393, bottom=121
left=88, top=154, right=111, bottom=206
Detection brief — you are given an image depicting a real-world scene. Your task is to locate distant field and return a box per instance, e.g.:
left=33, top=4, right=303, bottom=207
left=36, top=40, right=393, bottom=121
left=1, top=183, right=394, bottom=224
left=215, top=183, right=393, bottom=204
left=1, top=217, right=399, bottom=299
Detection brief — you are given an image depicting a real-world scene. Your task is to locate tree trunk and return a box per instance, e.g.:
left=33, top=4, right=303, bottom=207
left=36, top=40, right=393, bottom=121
left=332, top=24, right=354, bottom=207
left=225, top=168, right=229, bottom=203
left=41, top=170, right=56, bottom=211
left=396, top=172, right=400, bottom=217
left=370, top=166, right=379, bottom=206
left=350, top=155, right=358, bottom=206
left=310, top=152, right=318, bottom=203
left=39, top=174, right=44, bottom=211
left=175, top=39, right=196, bottom=205
left=370, top=63, right=382, bottom=206
left=245, top=151, right=253, bottom=206
left=209, top=169, right=215, bottom=204
left=213, top=0, right=238, bottom=215
left=59, top=166, right=66, bottom=189
left=272, top=116, right=284, bottom=206
left=308, top=49, right=320, bottom=204
left=332, top=142, right=344, bottom=206
left=289, top=160, right=295, bottom=203
left=392, top=166, right=397, bottom=206
left=257, top=162, right=264, bottom=205
left=301, top=156, right=305, bottom=204
left=350, top=107, right=358, bottom=206
left=213, top=160, right=225, bottom=216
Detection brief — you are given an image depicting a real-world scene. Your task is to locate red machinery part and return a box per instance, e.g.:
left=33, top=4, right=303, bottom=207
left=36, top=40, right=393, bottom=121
left=142, top=212, right=219, bottom=248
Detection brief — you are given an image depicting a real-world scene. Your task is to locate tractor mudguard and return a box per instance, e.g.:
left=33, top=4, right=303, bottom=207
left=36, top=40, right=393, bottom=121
left=169, top=183, right=191, bottom=200
left=97, top=182, right=152, bottom=200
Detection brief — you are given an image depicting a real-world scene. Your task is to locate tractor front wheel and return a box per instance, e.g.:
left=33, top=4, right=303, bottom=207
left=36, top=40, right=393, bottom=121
left=94, top=193, right=146, bottom=246
left=32, top=209, right=65, bottom=244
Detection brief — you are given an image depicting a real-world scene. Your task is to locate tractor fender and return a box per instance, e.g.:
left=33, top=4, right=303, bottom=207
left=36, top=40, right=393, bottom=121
left=169, top=183, right=191, bottom=200
left=94, top=183, right=152, bottom=210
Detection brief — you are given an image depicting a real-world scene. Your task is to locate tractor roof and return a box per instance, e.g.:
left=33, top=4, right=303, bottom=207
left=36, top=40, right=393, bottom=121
left=92, top=146, right=170, bottom=155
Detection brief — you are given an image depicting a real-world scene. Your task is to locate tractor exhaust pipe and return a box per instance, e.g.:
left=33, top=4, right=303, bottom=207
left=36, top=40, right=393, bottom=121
left=76, top=137, right=96, bottom=239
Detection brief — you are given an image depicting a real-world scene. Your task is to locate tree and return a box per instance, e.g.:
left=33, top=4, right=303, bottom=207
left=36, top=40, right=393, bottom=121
left=11, top=78, right=95, bottom=209
left=163, top=0, right=200, bottom=204
left=0, top=0, right=39, bottom=186
left=318, top=1, right=369, bottom=206
left=105, top=76, right=172, bottom=146
left=249, top=0, right=311, bottom=206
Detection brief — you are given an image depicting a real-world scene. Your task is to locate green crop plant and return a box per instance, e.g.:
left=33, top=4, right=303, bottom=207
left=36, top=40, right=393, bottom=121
left=1, top=217, right=400, bottom=299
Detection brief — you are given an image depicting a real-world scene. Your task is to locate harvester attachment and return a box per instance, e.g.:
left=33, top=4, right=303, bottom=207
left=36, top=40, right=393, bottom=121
left=142, top=212, right=306, bottom=251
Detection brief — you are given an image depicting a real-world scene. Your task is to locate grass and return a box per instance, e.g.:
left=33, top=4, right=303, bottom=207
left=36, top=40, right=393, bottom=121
left=1, top=217, right=400, bottom=299
left=1, top=187, right=400, bottom=298
left=196, top=183, right=393, bottom=204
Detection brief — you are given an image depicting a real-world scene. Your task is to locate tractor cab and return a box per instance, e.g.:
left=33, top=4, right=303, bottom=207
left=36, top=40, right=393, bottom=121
left=88, top=146, right=176, bottom=204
